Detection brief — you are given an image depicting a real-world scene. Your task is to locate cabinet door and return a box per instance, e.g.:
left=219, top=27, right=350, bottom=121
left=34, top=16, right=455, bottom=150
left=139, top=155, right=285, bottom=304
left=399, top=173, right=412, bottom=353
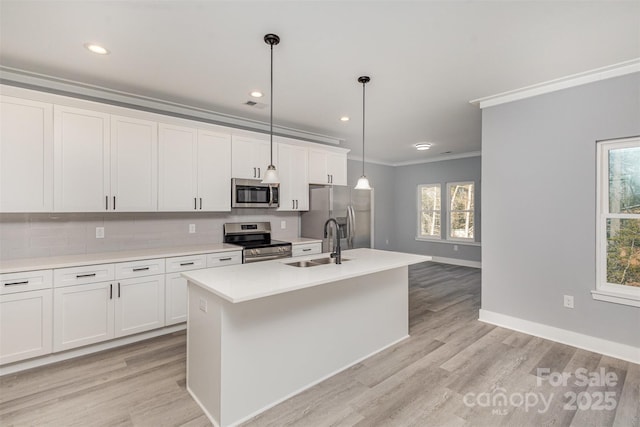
left=0, top=289, right=53, bottom=365
left=53, top=106, right=110, bottom=212
left=327, top=152, right=348, bottom=186
left=114, top=275, right=165, bottom=338
left=197, top=130, right=231, bottom=211
left=165, top=272, right=187, bottom=325
left=158, top=123, right=198, bottom=211
left=308, top=149, right=329, bottom=184
left=0, top=96, right=53, bottom=212
left=53, top=282, right=114, bottom=352
left=277, top=144, right=308, bottom=211
left=231, top=136, right=271, bottom=179
left=111, top=115, right=158, bottom=211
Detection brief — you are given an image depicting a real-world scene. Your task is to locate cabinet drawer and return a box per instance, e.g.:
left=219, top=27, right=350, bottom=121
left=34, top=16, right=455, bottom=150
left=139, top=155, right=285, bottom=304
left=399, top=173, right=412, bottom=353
left=206, top=251, right=242, bottom=268
left=115, top=258, right=165, bottom=280
left=54, top=264, right=115, bottom=288
left=165, top=254, right=207, bottom=273
left=292, top=243, right=322, bottom=257
left=0, top=269, right=53, bottom=295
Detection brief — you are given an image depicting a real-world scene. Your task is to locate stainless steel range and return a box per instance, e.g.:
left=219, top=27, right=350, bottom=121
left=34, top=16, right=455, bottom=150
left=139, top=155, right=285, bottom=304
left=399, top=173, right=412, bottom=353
left=223, top=222, right=292, bottom=263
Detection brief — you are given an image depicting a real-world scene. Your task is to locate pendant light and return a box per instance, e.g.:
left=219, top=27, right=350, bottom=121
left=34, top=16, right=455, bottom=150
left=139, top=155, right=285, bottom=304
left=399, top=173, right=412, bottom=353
left=354, top=76, right=372, bottom=190
left=261, top=33, right=280, bottom=184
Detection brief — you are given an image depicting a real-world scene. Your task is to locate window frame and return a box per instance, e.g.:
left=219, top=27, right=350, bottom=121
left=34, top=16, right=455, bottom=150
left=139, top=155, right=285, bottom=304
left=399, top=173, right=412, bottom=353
left=593, top=137, right=640, bottom=307
left=416, top=183, right=442, bottom=241
left=446, top=181, right=475, bottom=242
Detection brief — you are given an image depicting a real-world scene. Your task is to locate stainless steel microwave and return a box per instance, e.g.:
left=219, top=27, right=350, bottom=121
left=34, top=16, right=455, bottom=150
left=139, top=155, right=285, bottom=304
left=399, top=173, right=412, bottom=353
left=231, top=179, right=279, bottom=208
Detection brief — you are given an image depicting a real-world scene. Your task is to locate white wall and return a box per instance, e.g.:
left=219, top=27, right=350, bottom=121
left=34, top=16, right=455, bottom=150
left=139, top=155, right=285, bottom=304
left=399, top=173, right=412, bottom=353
left=481, top=72, right=640, bottom=348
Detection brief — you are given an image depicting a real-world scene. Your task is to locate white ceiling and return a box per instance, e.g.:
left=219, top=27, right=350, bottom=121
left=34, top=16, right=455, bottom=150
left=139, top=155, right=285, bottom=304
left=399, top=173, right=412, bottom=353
left=1, top=1, right=638, bottom=165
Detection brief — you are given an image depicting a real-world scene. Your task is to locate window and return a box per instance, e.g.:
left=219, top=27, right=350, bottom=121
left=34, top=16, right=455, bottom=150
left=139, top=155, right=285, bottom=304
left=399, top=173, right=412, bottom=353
left=417, top=184, right=441, bottom=239
left=594, top=137, right=640, bottom=307
left=447, top=182, right=474, bottom=241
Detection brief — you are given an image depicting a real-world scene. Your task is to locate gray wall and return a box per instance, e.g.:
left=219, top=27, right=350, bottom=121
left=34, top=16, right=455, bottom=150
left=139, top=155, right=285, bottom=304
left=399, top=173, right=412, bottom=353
left=482, top=72, right=640, bottom=347
left=347, top=159, right=396, bottom=250
left=392, top=157, right=482, bottom=262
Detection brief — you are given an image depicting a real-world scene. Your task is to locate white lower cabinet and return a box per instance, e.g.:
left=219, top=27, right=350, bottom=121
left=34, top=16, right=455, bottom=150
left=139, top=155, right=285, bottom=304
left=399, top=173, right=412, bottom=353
left=165, top=273, right=188, bottom=326
left=0, top=289, right=53, bottom=364
left=53, top=281, right=115, bottom=352
left=114, top=275, right=165, bottom=337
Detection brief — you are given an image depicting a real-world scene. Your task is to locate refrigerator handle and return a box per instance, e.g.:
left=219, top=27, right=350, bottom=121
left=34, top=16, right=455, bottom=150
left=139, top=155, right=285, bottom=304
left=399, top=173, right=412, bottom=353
left=347, top=205, right=356, bottom=248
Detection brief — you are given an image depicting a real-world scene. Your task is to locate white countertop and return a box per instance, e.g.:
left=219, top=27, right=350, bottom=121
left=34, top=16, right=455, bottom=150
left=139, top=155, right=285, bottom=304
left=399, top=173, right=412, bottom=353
left=287, top=237, right=323, bottom=245
left=183, top=248, right=430, bottom=303
left=0, top=243, right=242, bottom=274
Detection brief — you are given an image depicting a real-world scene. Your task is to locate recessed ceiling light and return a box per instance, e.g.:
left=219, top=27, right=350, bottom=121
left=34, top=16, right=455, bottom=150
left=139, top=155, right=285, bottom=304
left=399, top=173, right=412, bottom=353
left=415, top=143, right=432, bottom=151
left=250, top=91, right=263, bottom=98
left=84, top=43, right=110, bottom=55
left=340, top=116, right=350, bottom=122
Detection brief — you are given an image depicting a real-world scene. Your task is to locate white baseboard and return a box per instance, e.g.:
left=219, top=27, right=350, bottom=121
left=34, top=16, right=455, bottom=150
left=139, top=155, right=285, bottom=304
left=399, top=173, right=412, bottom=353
left=479, top=309, right=640, bottom=364
left=431, top=256, right=481, bottom=269
left=0, top=324, right=186, bottom=376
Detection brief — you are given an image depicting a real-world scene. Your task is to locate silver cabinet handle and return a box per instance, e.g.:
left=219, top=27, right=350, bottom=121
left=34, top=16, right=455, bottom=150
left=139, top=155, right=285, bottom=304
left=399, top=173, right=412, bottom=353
left=4, top=280, right=29, bottom=286
left=253, top=167, right=256, bottom=178
left=296, top=200, right=299, bottom=209
left=132, top=267, right=149, bottom=272
left=180, top=262, right=195, bottom=266
left=113, top=196, right=116, bottom=210
left=327, top=174, right=330, bottom=183
left=106, top=195, right=109, bottom=210
left=118, top=282, right=121, bottom=298
left=194, top=197, right=197, bottom=210
left=200, top=198, right=203, bottom=210
left=292, top=200, right=295, bottom=209
left=219, top=257, right=232, bottom=261
left=258, top=167, right=261, bottom=178
left=76, top=273, right=96, bottom=278
left=109, top=284, right=113, bottom=300
left=302, top=248, right=311, bottom=252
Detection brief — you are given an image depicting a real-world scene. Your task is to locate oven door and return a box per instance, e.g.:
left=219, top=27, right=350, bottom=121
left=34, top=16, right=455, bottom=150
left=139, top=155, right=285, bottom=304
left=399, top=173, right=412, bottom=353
left=232, top=179, right=279, bottom=208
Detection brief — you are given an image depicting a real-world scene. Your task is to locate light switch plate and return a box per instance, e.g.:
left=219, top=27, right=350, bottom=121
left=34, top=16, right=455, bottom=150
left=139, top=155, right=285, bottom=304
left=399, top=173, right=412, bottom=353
left=563, top=295, right=574, bottom=309
left=281, top=220, right=286, bottom=229
left=199, top=298, right=207, bottom=313
left=189, top=224, right=196, bottom=234
left=95, top=227, right=104, bottom=239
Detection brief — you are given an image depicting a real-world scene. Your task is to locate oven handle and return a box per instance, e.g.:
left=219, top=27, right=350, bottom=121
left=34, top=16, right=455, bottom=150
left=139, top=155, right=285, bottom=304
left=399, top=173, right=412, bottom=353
left=244, top=253, right=291, bottom=263
left=268, top=185, right=274, bottom=207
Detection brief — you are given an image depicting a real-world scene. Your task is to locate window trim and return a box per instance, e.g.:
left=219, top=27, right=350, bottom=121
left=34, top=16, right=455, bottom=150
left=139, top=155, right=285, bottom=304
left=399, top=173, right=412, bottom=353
left=446, top=181, right=475, bottom=242
left=593, top=136, right=640, bottom=307
left=416, top=183, right=442, bottom=240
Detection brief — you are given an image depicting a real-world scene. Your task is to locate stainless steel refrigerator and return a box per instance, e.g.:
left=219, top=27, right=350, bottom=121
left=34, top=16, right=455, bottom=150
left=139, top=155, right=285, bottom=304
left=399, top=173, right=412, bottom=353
left=300, top=185, right=374, bottom=253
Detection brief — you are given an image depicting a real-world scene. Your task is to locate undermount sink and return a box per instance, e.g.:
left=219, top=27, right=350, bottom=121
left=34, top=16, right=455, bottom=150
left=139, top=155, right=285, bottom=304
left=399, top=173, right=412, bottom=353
left=286, top=257, right=351, bottom=268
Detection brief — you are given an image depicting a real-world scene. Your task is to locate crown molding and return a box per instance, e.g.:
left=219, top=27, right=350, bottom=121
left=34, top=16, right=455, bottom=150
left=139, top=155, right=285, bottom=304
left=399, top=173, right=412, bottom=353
left=470, top=58, right=640, bottom=109
left=391, top=151, right=482, bottom=166
left=0, top=66, right=344, bottom=146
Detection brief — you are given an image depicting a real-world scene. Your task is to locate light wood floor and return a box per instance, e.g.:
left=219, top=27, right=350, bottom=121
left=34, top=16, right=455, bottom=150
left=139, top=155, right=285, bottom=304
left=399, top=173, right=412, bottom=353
left=1, top=262, right=638, bottom=426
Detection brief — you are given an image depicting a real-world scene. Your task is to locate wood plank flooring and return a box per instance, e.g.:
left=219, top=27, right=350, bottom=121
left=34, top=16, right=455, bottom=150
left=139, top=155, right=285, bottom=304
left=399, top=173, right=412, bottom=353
left=1, top=262, right=638, bottom=426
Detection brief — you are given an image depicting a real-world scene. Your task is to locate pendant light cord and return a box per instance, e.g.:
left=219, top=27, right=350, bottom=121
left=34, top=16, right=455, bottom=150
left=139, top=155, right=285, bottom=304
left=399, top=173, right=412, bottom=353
left=361, top=80, right=366, bottom=177
left=269, top=42, right=274, bottom=166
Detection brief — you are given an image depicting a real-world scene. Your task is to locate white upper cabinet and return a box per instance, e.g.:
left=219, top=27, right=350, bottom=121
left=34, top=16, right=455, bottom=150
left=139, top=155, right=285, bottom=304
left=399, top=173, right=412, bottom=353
left=277, top=143, right=309, bottom=211
left=231, top=135, right=272, bottom=180
left=0, top=96, right=53, bottom=212
left=54, top=107, right=159, bottom=212
left=158, top=123, right=232, bottom=211
left=158, top=123, right=198, bottom=211
left=197, top=129, right=231, bottom=211
left=110, top=115, right=158, bottom=211
left=54, top=105, right=110, bottom=212
left=308, top=148, right=348, bottom=186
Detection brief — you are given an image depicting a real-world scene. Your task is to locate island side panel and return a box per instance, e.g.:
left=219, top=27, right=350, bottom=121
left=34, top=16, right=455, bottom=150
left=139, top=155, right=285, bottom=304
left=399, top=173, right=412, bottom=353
left=219, top=266, right=409, bottom=426
left=187, top=282, right=222, bottom=427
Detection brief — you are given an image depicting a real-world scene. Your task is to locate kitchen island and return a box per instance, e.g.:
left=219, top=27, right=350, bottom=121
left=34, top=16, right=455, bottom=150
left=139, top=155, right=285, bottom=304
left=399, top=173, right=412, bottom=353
left=182, top=248, right=430, bottom=427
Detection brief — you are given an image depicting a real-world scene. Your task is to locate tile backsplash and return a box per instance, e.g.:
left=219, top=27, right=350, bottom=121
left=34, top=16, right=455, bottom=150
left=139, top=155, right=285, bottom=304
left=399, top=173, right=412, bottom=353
left=0, top=210, right=300, bottom=261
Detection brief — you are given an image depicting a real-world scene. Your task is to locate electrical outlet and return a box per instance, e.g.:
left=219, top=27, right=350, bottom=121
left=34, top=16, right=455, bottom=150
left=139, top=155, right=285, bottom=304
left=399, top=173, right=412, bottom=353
left=281, top=220, right=286, bottom=229
left=453, top=245, right=459, bottom=251
left=563, top=295, right=574, bottom=309
left=385, top=239, right=389, bottom=245
left=199, top=298, right=207, bottom=313
left=189, top=224, right=196, bottom=234
left=95, top=227, right=104, bottom=239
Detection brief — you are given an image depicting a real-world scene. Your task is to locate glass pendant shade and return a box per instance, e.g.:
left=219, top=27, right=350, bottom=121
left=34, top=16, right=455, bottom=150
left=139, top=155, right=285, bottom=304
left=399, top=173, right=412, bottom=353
left=261, top=164, right=279, bottom=184
left=355, top=175, right=372, bottom=190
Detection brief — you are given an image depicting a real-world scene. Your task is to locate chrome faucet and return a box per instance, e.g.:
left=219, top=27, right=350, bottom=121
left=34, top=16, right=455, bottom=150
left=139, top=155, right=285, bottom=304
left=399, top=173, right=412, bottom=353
left=323, top=218, right=342, bottom=264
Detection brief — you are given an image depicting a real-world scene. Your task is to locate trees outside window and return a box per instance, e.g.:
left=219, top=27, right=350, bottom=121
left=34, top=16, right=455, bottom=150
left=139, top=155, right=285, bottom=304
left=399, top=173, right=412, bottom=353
left=417, top=184, right=441, bottom=239
left=447, top=182, right=474, bottom=241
